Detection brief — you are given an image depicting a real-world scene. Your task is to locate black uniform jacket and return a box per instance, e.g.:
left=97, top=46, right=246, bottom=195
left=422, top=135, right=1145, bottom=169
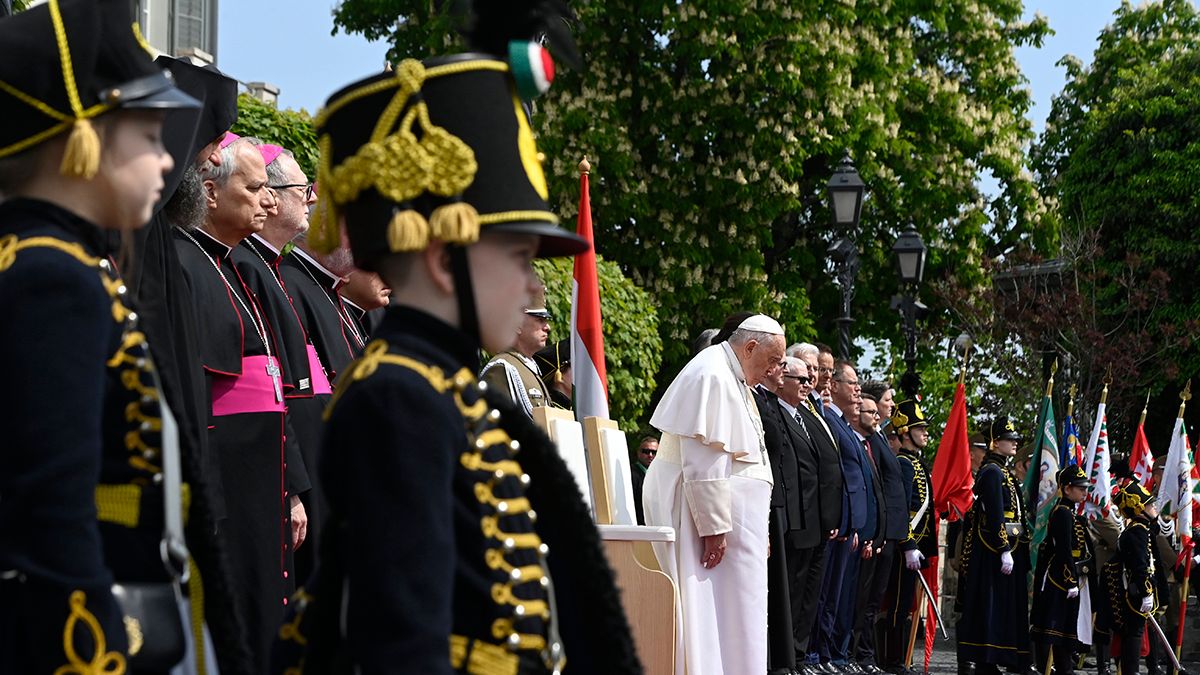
left=272, top=307, right=641, bottom=675
left=872, top=432, right=909, bottom=542
left=897, top=448, right=936, bottom=556
left=0, top=199, right=130, bottom=672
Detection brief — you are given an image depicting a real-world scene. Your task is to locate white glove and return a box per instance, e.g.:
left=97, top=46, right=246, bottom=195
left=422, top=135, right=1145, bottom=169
left=1066, top=587, right=1080, bottom=599
left=1140, top=595, right=1154, bottom=613
left=1193, top=553, right=1199, bottom=567
left=905, top=549, right=925, bottom=571
left=1000, top=550, right=1014, bottom=575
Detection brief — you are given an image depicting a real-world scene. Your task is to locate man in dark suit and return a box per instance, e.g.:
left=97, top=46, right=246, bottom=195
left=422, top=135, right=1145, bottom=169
left=813, top=360, right=874, bottom=672
left=755, top=359, right=800, bottom=675
left=776, top=356, right=842, bottom=674
left=852, top=389, right=908, bottom=674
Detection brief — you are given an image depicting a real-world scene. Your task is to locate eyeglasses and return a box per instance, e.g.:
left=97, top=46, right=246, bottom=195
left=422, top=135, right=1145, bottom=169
left=863, top=410, right=881, bottom=417
left=784, top=375, right=812, bottom=384
left=269, top=183, right=316, bottom=200
left=833, top=377, right=860, bottom=387
left=818, top=367, right=834, bottom=375
left=639, top=448, right=657, bottom=455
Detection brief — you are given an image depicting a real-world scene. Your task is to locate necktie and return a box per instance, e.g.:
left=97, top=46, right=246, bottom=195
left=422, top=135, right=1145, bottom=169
left=863, top=438, right=875, bottom=464
left=793, top=412, right=812, bottom=442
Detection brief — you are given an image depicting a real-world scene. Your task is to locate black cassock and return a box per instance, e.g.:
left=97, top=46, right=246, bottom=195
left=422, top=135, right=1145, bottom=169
left=956, top=455, right=1032, bottom=670
left=236, top=234, right=328, bottom=580
left=279, top=247, right=365, bottom=380
left=175, top=226, right=301, bottom=672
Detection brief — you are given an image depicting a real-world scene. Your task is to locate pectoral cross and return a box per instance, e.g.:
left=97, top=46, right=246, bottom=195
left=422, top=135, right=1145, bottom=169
left=267, top=361, right=283, bottom=403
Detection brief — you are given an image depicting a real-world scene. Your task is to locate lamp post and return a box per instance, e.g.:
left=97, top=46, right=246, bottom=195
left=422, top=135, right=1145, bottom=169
left=890, top=224, right=928, bottom=397
left=827, top=152, right=865, bottom=361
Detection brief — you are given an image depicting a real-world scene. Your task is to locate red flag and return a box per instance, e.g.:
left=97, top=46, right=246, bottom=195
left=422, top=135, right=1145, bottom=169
left=1130, top=422, right=1154, bottom=492
left=922, top=560, right=939, bottom=672
left=570, top=163, right=609, bottom=421
left=932, top=382, right=974, bottom=520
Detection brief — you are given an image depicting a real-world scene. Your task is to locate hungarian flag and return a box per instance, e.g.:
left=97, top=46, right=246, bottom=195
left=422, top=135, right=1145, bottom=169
left=1082, top=399, right=1117, bottom=524
left=1025, top=390, right=1058, bottom=571
left=932, top=381, right=973, bottom=520
left=570, top=163, right=609, bottom=421
left=1130, top=419, right=1155, bottom=491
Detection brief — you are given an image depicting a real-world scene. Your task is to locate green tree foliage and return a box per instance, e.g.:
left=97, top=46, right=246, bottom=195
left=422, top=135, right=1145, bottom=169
left=231, top=94, right=319, bottom=180
left=533, top=256, right=663, bottom=432
left=331, top=0, right=1052, bottom=395
left=1029, top=0, right=1200, bottom=449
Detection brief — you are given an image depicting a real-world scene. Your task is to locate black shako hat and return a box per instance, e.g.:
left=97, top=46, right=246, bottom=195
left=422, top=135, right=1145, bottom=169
left=0, top=0, right=198, bottom=179
left=987, top=416, right=1023, bottom=443
left=890, top=399, right=930, bottom=435
left=1057, top=464, right=1089, bottom=489
left=534, top=339, right=571, bottom=383
left=310, top=55, right=588, bottom=269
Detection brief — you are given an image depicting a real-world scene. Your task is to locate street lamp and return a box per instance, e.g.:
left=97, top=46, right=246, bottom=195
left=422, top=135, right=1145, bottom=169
left=827, top=152, right=866, bottom=361
left=891, top=225, right=929, bottom=397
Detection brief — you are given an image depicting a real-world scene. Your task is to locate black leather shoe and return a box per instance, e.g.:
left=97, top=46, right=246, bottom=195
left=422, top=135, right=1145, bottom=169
left=844, top=664, right=865, bottom=674
left=862, top=665, right=885, bottom=675
left=819, top=663, right=840, bottom=674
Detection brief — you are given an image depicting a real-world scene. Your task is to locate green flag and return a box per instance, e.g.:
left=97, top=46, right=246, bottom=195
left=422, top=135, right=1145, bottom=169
left=1023, top=393, right=1058, bottom=570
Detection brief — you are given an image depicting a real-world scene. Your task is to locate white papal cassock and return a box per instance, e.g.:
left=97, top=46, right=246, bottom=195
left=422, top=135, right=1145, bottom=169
left=643, top=340, right=773, bottom=675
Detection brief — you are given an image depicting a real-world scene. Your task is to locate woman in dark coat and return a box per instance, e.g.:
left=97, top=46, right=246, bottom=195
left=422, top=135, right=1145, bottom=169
left=956, top=416, right=1033, bottom=675
left=1030, top=465, right=1094, bottom=675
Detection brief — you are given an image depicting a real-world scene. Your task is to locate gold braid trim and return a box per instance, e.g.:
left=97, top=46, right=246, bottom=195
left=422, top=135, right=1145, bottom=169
left=0, top=235, right=131, bottom=322
left=449, top=634, right=519, bottom=675
left=53, top=591, right=126, bottom=675
left=310, top=59, right=479, bottom=255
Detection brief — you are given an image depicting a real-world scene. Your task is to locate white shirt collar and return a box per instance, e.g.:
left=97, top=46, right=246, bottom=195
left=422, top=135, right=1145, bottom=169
left=251, top=232, right=281, bottom=255
left=777, top=398, right=799, bottom=418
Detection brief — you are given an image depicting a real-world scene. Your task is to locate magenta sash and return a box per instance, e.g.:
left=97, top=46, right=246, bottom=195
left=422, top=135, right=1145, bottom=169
left=212, top=355, right=286, bottom=416
left=306, top=345, right=333, bottom=395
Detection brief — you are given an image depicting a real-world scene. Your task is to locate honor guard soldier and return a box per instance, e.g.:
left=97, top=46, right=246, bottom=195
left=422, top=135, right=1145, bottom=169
left=1030, top=465, right=1094, bottom=675
left=0, top=0, right=202, bottom=672
left=956, top=416, right=1033, bottom=675
left=268, top=1, right=641, bottom=673
left=882, top=399, right=936, bottom=674
left=533, top=339, right=573, bottom=410
left=482, top=284, right=553, bottom=417
left=1101, top=478, right=1166, bottom=675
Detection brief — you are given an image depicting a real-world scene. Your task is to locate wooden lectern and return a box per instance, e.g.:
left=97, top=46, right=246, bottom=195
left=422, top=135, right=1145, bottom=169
left=532, top=407, right=678, bottom=674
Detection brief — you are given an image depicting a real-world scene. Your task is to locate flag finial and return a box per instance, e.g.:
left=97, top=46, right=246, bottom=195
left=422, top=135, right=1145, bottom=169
left=1101, top=365, right=1112, bottom=405
left=1178, top=379, right=1192, bottom=418
left=1067, top=383, right=1077, bottom=418
left=579, top=156, right=591, bottom=174
left=1140, top=388, right=1151, bottom=426
left=1045, top=358, right=1058, bottom=397
left=957, top=338, right=970, bottom=385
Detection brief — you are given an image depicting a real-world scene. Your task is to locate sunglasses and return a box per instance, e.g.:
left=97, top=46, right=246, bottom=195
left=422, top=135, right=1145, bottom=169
left=639, top=448, right=657, bottom=455
left=269, top=182, right=316, bottom=200
left=783, top=375, right=812, bottom=384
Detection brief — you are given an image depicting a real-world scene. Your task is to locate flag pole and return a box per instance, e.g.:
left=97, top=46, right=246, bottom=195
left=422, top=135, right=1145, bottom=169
left=1172, top=380, right=1192, bottom=669
left=1141, top=389, right=1150, bottom=427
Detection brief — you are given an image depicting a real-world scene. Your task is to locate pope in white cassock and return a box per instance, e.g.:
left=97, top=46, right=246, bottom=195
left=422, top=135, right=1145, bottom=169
left=643, top=314, right=786, bottom=675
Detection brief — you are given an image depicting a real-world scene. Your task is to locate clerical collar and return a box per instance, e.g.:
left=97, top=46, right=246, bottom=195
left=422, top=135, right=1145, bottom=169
left=248, top=233, right=282, bottom=258
left=192, top=227, right=233, bottom=259
left=291, top=246, right=343, bottom=291
left=719, top=341, right=746, bottom=383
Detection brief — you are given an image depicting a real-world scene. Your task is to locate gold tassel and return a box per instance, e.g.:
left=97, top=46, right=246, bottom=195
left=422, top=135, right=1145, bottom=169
left=60, top=117, right=101, bottom=179
left=429, top=201, right=479, bottom=245
left=388, top=208, right=430, bottom=252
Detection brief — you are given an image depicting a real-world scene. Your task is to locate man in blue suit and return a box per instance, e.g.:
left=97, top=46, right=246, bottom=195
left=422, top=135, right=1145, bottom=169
left=811, top=360, right=874, bottom=672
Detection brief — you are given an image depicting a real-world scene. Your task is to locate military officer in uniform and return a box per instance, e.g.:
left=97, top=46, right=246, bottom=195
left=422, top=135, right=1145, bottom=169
left=534, top=338, right=573, bottom=410
left=956, top=416, right=1033, bottom=675
left=881, top=399, right=937, bottom=674
left=1030, top=465, right=1094, bottom=675
left=268, top=2, right=641, bottom=672
left=481, top=284, right=553, bottom=416
left=0, top=1, right=201, bottom=672
left=1101, top=478, right=1164, bottom=675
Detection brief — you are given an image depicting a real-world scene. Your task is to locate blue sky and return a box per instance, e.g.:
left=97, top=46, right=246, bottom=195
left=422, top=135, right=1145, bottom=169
left=218, top=1, right=1127, bottom=127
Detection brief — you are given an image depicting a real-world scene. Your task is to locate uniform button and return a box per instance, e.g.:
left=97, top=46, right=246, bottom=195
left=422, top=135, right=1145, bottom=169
left=510, top=569, right=523, bottom=581
left=494, top=469, right=506, bottom=480
left=497, top=501, right=509, bottom=513
left=539, top=577, right=550, bottom=588
left=520, top=474, right=531, bottom=486
left=507, top=634, right=521, bottom=649
left=538, top=543, right=549, bottom=556
left=282, top=597, right=288, bottom=606
left=153, top=473, right=164, bottom=484
left=527, top=510, right=538, bottom=523
left=284, top=570, right=289, bottom=579
left=477, top=381, right=489, bottom=393
left=116, top=284, right=127, bottom=296
left=503, top=538, right=516, bottom=552
left=488, top=409, right=501, bottom=422
left=514, top=605, right=526, bottom=617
